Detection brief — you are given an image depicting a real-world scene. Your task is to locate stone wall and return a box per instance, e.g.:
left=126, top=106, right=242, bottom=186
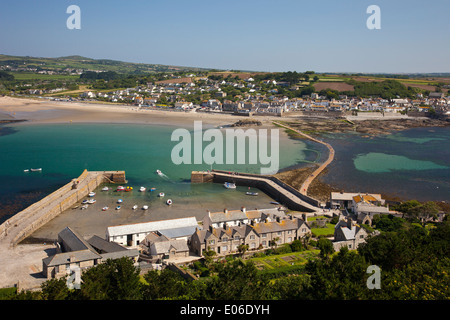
left=0, top=170, right=126, bottom=247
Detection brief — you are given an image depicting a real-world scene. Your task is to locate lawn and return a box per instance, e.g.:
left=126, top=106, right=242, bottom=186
left=311, top=223, right=335, bottom=237
left=249, top=250, right=319, bottom=271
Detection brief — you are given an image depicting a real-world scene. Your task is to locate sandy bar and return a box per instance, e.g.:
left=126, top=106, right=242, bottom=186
left=0, top=96, right=282, bottom=129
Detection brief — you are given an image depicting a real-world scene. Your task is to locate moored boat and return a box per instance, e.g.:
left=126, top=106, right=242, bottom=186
left=150, top=187, right=156, bottom=191
left=139, top=186, right=146, bottom=192
left=81, top=204, right=88, bottom=210
left=166, top=199, right=172, bottom=205
left=30, top=168, right=42, bottom=172
left=246, top=192, right=258, bottom=196
left=142, top=205, right=149, bottom=210
left=102, top=186, right=109, bottom=191
left=125, top=186, right=133, bottom=192
left=24, top=169, right=29, bottom=172
left=102, top=206, right=109, bottom=211
left=117, top=199, right=123, bottom=204
left=132, top=205, right=138, bottom=210
left=82, top=199, right=89, bottom=204
left=158, top=192, right=165, bottom=197
left=87, top=199, right=96, bottom=204
left=116, top=186, right=125, bottom=191
left=88, top=192, right=96, bottom=197
left=116, top=206, right=121, bottom=210
left=224, top=182, right=236, bottom=189
left=156, top=169, right=162, bottom=175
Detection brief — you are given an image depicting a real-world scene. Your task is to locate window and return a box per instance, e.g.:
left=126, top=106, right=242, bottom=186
left=209, top=240, right=215, bottom=245
left=287, top=230, right=292, bottom=234
left=250, top=243, right=256, bottom=248
left=222, top=237, right=228, bottom=241
left=262, top=233, right=267, bottom=238
left=288, top=237, right=292, bottom=242
left=262, top=241, right=267, bottom=246
left=277, top=232, right=282, bottom=236
left=221, top=245, right=228, bottom=251
left=302, top=228, right=306, bottom=233
left=360, top=235, right=364, bottom=239
left=234, top=235, right=240, bottom=241
left=250, top=235, right=255, bottom=240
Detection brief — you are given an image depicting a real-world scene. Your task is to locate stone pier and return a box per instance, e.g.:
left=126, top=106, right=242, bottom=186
left=0, top=170, right=126, bottom=247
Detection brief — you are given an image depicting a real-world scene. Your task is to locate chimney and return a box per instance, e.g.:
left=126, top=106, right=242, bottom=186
left=224, top=208, right=228, bottom=214
left=223, top=223, right=227, bottom=230
left=346, top=216, right=353, bottom=229
left=276, top=216, right=281, bottom=223
left=241, top=207, right=246, bottom=213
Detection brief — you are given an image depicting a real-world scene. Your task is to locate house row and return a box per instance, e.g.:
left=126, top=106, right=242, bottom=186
left=191, top=209, right=311, bottom=256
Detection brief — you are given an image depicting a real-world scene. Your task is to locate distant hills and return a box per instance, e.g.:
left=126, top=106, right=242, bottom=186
left=0, top=54, right=211, bottom=74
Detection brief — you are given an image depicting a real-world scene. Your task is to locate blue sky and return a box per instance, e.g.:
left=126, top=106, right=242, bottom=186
left=1, top=0, right=449, bottom=73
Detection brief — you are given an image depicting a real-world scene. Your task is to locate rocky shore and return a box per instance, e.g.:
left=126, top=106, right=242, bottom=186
left=280, top=117, right=449, bottom=137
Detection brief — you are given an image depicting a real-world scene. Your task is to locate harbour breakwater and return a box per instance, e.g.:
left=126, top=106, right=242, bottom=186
left=0, top=170, right=126, bottom=247
left=191, top=169, right=321, bottom=212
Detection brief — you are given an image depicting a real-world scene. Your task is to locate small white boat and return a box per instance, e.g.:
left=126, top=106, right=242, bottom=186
left=132, top=205, right=138, bottom=210
left=166, top=199, right=172, bottom=205
left=30, top=168, right=42, bottom=172
left=224, top=182, right=236, bottom=189
left=82, top=199, right=89, bottom=204
left=246, top=192, right=258, bottom=196
left=87, top=199, right=96, bottom=204
left=102, top=206, right=109, bottom=211
left=81, top=204, right=88, bottom=210
left=156, top=169, right=162, bottom=175
left=139, top=186, right=146, bottom=192
left=142, top=205, right=149, bottom=210
left=102, top=186, right=109, bottom=191
left=24, top=169, right=29, bottom=172
left=116, top=186, right=125, bottom=191
left=158, top=192, right=165, bottom=197
left=116, top=206, right=121, bottom=210
left=88, top=192, right=96, bottom=197
left=117, top=199, right=123, bottom=204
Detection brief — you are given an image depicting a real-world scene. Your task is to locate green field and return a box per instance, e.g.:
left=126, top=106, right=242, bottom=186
left=11, top=72, right=79, bottom=81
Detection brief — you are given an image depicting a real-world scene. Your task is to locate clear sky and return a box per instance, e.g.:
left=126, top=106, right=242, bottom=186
left=1, top=0, right=449, bottom=73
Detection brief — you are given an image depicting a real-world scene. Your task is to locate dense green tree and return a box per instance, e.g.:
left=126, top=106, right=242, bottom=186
left=79, top=257, right=142, bottom=300
left=317, top=238, right=334, bottom=259
left=207, top=259, right=269, bottom=300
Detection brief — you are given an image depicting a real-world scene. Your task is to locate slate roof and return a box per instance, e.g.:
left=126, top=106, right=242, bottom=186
left=87, top=235, right=127, bottom=253
left=43, top=249, right=101, bottom=267
left=150, top=239, right=189, bottom=255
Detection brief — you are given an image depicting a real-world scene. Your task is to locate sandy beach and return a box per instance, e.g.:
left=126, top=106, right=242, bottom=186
left=0, top=96, right=281, bottom=128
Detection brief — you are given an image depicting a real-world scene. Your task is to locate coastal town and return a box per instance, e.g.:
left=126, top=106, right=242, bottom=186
left=18, top=72, right=450, bottom=118
left=0, top=58, right=449, bottom=302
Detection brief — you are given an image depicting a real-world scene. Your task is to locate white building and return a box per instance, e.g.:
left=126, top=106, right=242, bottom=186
left=106, top=217, right=199, bottom=247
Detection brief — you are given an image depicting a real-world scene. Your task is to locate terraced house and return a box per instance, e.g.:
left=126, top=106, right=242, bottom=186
left=190, top=214, right=311, bottom=256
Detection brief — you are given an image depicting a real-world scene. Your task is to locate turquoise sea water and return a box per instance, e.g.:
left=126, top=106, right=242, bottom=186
left=0, top=123, right=321, bottom=222
left=320, top=127, right=450, bottom=201
left=0, top=123, right=448, bottom=223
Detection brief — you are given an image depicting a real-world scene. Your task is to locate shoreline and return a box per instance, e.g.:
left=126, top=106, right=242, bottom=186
left=1, top=95, right=448, bottom=208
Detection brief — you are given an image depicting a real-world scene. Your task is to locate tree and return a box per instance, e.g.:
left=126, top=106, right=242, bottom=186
left=317, top=238, right=334, bottom=259
left=40, top=277, right=70, bottom=300
left=237, top=244, right=249, bottom=256
left=207, top=259, right=269, bottom=300
left=406, top=201, right=439, bottom=226
left=142, top=268, right=189, bottom=300
left=79, top=257, right=142, bottom=300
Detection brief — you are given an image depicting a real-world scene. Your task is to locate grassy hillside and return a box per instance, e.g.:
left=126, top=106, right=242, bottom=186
left=0, top=54, right=210, bottom=75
